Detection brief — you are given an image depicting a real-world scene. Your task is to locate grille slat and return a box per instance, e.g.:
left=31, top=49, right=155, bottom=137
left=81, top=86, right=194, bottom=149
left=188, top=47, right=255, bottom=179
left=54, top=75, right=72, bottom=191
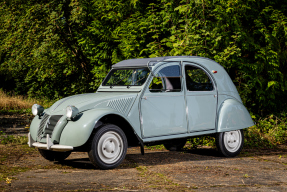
left=37, top=114, right=63, bottom=140
left=37, top=114, right=50, bottom=138
left=44, top=115, right=62, bottom=135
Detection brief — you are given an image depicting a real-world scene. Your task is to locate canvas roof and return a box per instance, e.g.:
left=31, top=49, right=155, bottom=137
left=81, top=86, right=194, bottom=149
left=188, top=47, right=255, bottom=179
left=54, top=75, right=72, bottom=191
left=112, top=56, right=193, bottom=68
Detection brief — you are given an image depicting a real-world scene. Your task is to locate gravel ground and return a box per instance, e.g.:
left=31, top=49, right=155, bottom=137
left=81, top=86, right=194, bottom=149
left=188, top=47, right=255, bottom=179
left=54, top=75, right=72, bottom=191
left=1, top=144, right=287, bottom=192
left=0, top=115, right=287, bottom=191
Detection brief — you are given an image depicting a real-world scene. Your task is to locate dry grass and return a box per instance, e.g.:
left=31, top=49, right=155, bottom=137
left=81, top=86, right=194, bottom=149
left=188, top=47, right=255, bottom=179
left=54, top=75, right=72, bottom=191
left=0, top=90, right=35, bottom=110
left=0, top=90, right=51, bottom=111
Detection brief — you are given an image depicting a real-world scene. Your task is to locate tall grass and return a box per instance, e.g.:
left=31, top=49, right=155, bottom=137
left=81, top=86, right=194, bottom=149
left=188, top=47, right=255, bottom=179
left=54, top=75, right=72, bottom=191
left=0, top=90, right=54, bottom=113
left=0, top=90, right=36, bottom=110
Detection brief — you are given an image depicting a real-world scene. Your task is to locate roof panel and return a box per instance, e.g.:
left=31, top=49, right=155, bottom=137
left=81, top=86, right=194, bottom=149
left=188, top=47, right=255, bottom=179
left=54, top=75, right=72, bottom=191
left=112, top=56, right=191, bottom=68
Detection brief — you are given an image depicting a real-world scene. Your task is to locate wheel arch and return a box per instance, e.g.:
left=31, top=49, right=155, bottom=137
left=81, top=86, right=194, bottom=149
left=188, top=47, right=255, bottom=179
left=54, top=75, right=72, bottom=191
left=95, top=114, right=142, bottom=147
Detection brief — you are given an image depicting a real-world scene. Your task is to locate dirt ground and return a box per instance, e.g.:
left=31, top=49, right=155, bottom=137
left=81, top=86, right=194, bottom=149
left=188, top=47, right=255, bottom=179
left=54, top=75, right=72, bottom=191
left=0, top=115, right=287, bottom=191
left=0, top=114, right=32, bottom=135
left=1, top=143, right=287, bottom=192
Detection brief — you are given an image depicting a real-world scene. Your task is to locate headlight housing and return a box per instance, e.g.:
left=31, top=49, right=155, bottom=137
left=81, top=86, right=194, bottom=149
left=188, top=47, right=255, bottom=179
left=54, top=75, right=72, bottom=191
left=32, top=104, right=44, bottom=116
left=66, top=105, right=79, bottom=119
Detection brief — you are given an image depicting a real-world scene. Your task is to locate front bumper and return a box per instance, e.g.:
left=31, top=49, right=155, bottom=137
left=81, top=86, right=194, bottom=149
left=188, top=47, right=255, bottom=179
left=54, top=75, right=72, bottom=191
left=28, top=132, right=73, bottom=152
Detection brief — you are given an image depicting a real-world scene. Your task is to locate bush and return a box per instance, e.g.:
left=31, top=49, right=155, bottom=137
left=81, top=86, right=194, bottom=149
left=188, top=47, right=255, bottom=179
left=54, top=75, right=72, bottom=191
left=0, top=0, right=286, bottom=116
left=185, top=136, right=216, bottom=150
left=244, top=113, right=287, bottom=148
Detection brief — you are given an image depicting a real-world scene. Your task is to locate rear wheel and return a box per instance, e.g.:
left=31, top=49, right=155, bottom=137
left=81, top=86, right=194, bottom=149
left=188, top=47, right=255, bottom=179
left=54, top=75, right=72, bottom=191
left=163, top=138, right=187, bottom=151
left=38, top=149, right=71, bottom=161
left=216, top=129, right=244, bottom=157
left=88, top=124, right=127, bottom=170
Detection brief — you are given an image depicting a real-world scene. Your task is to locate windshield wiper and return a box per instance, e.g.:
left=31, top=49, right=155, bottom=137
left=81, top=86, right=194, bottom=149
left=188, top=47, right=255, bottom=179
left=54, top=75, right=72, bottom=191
left=110, top=75, right=130, bottom=88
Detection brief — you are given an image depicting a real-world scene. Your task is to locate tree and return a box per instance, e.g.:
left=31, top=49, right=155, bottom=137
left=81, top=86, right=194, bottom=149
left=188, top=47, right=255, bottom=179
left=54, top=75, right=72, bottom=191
left=0, top=0, right=286, bottom=115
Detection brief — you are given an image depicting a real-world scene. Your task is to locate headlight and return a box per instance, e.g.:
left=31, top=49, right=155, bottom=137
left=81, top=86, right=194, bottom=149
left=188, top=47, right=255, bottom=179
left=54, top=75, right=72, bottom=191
left=32, top=104, right=44, bottom=116
left=66, top=106, right=79, bottom=119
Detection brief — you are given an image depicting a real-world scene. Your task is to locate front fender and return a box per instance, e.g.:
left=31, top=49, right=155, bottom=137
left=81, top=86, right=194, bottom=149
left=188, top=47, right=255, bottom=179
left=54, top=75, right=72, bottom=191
left=29, top=116, right=41, bottom=141
left=59, top=108, right=129, bottom=147
left=217, top=99, right=254, bottom=132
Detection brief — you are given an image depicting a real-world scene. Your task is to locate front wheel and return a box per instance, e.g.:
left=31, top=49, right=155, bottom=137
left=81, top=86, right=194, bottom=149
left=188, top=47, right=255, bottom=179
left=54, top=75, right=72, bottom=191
left=38, top=149, right=71, bottom=161
left=216, top=129, right=244, bottom=157
left=88, top=124, right=127, bottom=170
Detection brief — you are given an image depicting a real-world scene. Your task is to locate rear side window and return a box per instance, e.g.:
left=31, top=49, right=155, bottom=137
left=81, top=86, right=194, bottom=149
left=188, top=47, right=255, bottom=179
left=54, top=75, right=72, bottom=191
left=185, top=65, right=213, bottom=91
left=149, top=65, right=182, bottom=92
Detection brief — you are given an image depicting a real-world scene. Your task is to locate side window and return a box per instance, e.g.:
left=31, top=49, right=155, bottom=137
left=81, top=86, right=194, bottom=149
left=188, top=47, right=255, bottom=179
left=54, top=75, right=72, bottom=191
left=185, top=65, right=213, bottom=91
left=149, top=65, right=181, bottom=92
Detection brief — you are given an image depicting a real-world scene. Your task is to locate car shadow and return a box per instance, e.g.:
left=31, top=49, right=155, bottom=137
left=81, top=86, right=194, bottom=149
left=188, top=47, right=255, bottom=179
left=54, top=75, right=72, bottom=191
left=55, top=158, right=96, bottom=169
left=55, top=147, right=287, bottom=170
left=55, top=147, right=227, bottom=170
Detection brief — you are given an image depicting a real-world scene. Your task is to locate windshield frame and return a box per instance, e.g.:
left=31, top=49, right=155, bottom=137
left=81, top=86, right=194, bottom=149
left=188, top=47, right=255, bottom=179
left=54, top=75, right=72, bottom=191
left=102, top=67, right=151, bottom=87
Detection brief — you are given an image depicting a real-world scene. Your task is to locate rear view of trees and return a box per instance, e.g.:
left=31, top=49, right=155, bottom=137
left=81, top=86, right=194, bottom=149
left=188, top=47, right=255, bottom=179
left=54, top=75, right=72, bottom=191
left=0, top=0, right=286, bottom=115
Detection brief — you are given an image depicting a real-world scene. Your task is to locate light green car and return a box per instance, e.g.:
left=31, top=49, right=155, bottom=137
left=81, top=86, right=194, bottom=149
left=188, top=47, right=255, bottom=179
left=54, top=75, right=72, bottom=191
left=28, top=56, right=254, bottom=169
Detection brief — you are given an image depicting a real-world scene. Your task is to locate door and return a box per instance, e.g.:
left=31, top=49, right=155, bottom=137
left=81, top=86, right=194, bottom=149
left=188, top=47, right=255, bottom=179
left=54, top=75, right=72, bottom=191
left=140, top=62, right=187, bottom=138
left=184, top=63, right=217, bottom=132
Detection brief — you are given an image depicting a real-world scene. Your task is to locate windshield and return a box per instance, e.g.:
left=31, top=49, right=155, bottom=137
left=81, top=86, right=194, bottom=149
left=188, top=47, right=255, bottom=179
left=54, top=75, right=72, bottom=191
left=102, top=68, right=150, bottom=86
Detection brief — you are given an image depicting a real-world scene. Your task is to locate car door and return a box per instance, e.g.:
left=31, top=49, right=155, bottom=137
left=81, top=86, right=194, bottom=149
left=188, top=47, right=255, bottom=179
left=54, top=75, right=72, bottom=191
left=140, top=62, right=188, bottom=138
left=184, top=62, right=217, bottom=132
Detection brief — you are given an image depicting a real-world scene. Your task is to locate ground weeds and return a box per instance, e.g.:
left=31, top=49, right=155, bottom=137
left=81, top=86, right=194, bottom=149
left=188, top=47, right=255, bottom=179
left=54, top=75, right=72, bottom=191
left=0, top=131, right=28, bottom=145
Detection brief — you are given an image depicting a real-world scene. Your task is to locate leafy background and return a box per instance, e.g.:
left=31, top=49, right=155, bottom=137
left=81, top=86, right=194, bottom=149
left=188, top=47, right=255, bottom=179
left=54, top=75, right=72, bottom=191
left=0, top=0, right=286, bottom=116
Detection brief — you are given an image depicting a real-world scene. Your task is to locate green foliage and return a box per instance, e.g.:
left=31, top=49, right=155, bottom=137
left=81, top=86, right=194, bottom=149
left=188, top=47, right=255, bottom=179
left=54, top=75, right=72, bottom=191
left=0, top=0, right=286, bottom=115
left=145, top=144, right=165, bottom=150
left=0, top=131, right=28, bottom=145
left=185, top=136, right=215, bottom=149
left=244, top=113, right=287, bottom=148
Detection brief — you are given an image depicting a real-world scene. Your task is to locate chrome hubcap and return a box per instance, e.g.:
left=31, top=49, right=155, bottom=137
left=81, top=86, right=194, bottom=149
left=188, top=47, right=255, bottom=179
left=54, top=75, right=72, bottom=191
left=97, top=131, right=123, bottom=164
left=223, top=130, right=242, bottom=153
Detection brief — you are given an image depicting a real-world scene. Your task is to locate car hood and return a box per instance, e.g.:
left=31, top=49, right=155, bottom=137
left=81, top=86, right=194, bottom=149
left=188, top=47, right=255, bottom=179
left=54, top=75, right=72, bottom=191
left=46, top=92, right=138, bottom=115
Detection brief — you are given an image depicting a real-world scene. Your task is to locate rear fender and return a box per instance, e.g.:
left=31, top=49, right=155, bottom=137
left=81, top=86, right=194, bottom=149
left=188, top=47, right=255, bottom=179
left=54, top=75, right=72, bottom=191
left=217, top=99, right=254, bottom=132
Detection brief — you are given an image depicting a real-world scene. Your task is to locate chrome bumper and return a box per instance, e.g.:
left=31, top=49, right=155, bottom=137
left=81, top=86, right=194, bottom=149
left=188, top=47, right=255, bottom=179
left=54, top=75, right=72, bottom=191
left=28, top=133, right=73, bottom=152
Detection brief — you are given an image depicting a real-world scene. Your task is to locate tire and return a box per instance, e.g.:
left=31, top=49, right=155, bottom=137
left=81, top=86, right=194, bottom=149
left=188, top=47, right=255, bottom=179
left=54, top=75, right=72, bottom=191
left=88, top=124, right=127, bottom=170
left=216, top=129, right=244, bottom=157
left=163, top=138, right=187, bottom=151
left=38, top=149, right=71, bottom=161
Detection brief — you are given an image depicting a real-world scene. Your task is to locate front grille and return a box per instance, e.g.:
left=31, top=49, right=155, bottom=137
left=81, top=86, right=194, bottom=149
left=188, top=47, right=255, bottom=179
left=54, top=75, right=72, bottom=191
left=37, top=114, right=50, bottom=138
left=37, top=114, right=63, bottom=140
left=44, top=115, right=62, bottom=135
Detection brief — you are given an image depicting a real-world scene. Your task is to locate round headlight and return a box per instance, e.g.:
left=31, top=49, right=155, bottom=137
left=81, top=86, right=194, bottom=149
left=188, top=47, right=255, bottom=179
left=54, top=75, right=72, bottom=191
left=66, top=106, right=79, bottom=119
left=32, top=104, right=44, bottom=116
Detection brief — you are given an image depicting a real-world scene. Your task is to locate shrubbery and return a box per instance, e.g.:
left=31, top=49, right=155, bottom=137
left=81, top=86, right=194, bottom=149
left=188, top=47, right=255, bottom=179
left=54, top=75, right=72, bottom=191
left=244, top=113, right=287, bottom=148
left=0, top=1, right=286, bottom=148
left=0, top=0, right=286, bottom=116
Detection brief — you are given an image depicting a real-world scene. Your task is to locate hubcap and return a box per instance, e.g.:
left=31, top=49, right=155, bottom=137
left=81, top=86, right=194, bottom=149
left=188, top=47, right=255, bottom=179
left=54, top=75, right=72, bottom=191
left=97, top=131, right=123, bottom=164
left=223, top=130, right=242, bottom=153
